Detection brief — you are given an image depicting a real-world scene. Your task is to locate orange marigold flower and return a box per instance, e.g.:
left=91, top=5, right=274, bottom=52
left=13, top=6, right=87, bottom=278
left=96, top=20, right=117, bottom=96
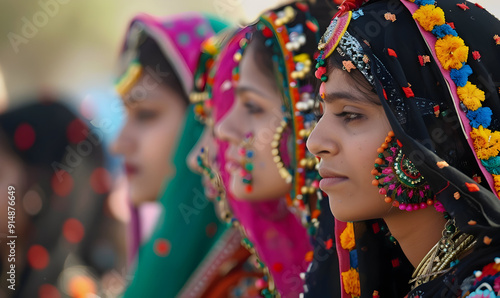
left=493, top=174, right=500, bottom=197
left=413, top=5, right=445, bottom=31
left=457, top=81, right=485, bottom=111
left=340, top=222, right=355, bottom=251
left=435, top=35, right=469, bottom=70
left=341, top=268, right=361, bottom=297
left=470, top=126, right=500, bottom=160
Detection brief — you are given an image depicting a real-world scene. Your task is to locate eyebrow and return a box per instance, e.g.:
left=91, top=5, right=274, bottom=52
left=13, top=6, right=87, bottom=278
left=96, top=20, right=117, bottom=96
left=321, top=91, right=365, bottom=104
left=236, top=85, right=273, bottom=99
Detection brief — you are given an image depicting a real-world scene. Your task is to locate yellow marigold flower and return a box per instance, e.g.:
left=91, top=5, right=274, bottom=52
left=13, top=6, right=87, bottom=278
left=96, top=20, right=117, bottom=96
left=435, top=35, right=469, bottom=70
left=457, top=81, right=485, bottom=111
left=340, top=222, right=355, bottom=251
left=413, top=5, right=445, bottom=31
left=341, top=268, right=361, bottom=297
left=470, top=126, right=500, bottom=160
left=493, top=175, right=500, bottom=197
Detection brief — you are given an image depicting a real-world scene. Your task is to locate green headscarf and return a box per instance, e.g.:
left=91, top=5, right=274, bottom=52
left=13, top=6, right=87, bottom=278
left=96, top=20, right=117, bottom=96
left=121, top=13, right=228, bottom=297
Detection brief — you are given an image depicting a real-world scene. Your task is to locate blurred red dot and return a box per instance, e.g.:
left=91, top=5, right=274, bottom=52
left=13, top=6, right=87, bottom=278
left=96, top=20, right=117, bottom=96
left=39, top=284, right=60, bottom=298
left=27, top=245, right=49, bottom=270
left=272, top=262, right=284, bottom=273
left=63, top=218, right=85, bottom=243
left=333, top=0, right=343, bottom=4
left=51, top=170, right=74, bottom=197
left=205, top=222, right=218, bottom=238
left=14, top=123, right=35, bottom=151
left=67, top=118, right=88, bottom=144
left=154, top=238, right=171, bottom=257
left=90, top=167, right=111, bottom=194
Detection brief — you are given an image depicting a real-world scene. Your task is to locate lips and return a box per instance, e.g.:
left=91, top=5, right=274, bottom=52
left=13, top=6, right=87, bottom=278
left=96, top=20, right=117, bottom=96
left=318, top=167, right=348, bottom=190
left=124, top=163, right=139, bottom=176
left=225, top=159, right=243, bottom=173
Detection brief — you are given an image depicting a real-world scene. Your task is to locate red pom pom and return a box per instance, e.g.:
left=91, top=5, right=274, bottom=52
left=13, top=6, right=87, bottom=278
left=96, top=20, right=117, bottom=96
left=315, top=66, right=326, bottom=79
left=472, top=51, right=481, bottom=60
left=387, top=48, right=398, bottom=58
left=456, top=3, right=469, bottom=11
left=296, top=2, right=308, bottom=12
left=402, top=86, right=415, bottom=98
left=262, top=27, right=273, bottom=38
left=447, top=22, right=455, bottom=29
left=465, top=182, right=480, bottom=192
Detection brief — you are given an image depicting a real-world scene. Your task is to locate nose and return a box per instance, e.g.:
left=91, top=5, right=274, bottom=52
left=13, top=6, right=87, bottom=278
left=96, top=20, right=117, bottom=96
left=214, top=104, right=242, bottom=145
left=110, top=121, right=134, bottom=156
left=306, top=116, right=339, bottom=159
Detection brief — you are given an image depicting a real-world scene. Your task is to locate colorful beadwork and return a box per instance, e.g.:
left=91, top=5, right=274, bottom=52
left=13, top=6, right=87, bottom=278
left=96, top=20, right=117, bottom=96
left=372, top=131, right=435, bottom=211
left=239, top=132, right=255, bottom=193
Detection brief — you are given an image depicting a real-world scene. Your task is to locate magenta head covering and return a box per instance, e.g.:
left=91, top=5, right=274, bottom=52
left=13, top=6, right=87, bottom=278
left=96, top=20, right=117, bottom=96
left=210, top=27, right=312, bottom=297
left=118, top=12, right=226, bottom=95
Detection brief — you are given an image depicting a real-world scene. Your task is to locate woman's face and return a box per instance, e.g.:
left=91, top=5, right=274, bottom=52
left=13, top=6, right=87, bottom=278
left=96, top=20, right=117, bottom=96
left=187, top=125, right=221, bottom=200
left=111, top=72, right=186, bottom=205
left=215, top=42, right=291, bottom=200
left=307, top=68, right=395, bottom=222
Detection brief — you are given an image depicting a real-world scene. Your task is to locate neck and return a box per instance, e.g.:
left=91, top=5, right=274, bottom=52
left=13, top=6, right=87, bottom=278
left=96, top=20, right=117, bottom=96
left=384, top=206, right=447, bottom=268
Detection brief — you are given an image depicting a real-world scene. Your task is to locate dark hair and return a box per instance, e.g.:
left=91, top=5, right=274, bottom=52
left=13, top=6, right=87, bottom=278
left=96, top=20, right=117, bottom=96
left=327, top=50, right=381, bottom=105
left=137, top=36, right=189, bottom=105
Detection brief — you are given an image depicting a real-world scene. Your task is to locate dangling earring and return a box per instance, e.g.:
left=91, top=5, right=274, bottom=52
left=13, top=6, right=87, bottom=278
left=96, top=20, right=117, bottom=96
left=371, top=131, right=435, bottom=211
left=271, top=119, right=293, bottom=184
left=197, top=147, right=232, bottom=221
left=239, top=132, right=254, bottom=193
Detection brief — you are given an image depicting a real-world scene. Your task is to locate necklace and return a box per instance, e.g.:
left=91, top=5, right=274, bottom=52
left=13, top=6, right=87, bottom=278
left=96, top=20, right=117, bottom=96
left=409, top=218, right=476, bottom=289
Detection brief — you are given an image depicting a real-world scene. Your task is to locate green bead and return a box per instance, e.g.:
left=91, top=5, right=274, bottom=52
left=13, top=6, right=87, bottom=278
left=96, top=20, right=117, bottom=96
left=389, top=235, right=396, bottom=242
left=245, top=163, right=254, bottom=171
left=378, top=153, right=384, bottom=158
left=374, top=163, right=380, bottom=167
left=242, top=178, right=251, bottom=184
left=321, top=75, right=328, bottom=82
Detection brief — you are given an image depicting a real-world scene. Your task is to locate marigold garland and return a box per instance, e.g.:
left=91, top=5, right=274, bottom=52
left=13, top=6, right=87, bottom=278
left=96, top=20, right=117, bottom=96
left=409, top=0, right=500, bottom=196
left=435, top=35, right=469, bottom=70
left=340, top=222, right=356, bottom=251
left=341, top=268, right=361, bottom=297
left=457, top=81, right=485, bottom=111
left=412, top=4, right=445, bottom=31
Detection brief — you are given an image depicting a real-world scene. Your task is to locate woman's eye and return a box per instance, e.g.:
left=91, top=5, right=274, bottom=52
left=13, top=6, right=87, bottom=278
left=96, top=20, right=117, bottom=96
left=335, top=111, right=363, bottom=123
left=243, top=101, right=264, bottom=114
left=135, top=110, right=158, bottom=121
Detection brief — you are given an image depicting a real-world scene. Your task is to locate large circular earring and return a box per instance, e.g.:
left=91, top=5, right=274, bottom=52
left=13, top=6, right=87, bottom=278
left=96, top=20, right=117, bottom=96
left=371, top=131, right=435, bottom=211
left=271, top=119, right=293, bottom=184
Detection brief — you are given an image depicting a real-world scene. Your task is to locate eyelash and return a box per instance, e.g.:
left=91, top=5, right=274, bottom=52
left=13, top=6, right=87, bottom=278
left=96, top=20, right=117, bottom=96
left=334, top=111, right=363, bottom=123
left=243, top=101, right=264, bottom=114
left=135, top=110, right=158, bottom=121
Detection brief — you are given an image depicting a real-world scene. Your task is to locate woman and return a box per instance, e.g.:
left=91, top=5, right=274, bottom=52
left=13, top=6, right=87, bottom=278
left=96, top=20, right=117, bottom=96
left=308, top=0, right=500, bottom=296
left=215, top=2, right=339, bottom=296
left=0, top=100, right=118, bottom=298
left=115, top=13, right=229, bottom=297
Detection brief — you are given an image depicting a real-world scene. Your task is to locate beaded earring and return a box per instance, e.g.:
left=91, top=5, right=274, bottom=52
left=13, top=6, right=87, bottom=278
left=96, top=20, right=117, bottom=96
left=272, top=119, right=293, bottom=184
left=239, top=132, right=254, bottom=193
left=371, top=131, right=435, bottom=211
left=196, top=147, right=232, bottom=220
